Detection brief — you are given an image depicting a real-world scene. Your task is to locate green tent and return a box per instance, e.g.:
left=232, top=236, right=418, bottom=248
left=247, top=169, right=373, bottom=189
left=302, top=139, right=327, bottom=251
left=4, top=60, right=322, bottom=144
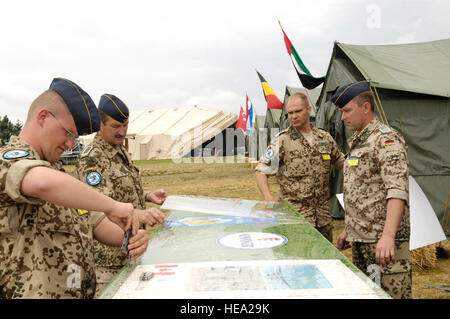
left=261, top=108, right=282, bottom=153
left=254, top=115, right=267, bottom=160
left=246, top=112, right=268, bottom=161
left=264, top=108, right=282, bottom=130
left=315, top=39, right=450, bottom=225
left=280, top=86, right=322, bottom=130
left=255, top=114, right=266, bottom=130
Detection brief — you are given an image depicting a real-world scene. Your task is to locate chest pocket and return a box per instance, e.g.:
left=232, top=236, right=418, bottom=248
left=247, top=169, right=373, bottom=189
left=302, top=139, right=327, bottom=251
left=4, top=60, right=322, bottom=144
left=316, top=143, right=333, bottom=174
left=6, top=205, right=20, bottom=235
left=283, top=149, right=310, bottom=178
left=110, top=170, right=131, bottom=185
left=35, top=203, right=77, bottom=234
left=109, top=169, right=139, bottom=201
left=346, top=149, right=365, bottom=168
left=346, top=148, right=380, bottom=182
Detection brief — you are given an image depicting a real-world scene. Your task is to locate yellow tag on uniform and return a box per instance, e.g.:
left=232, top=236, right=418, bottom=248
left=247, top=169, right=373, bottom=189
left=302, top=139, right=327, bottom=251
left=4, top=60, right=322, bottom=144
left=77, top=209, right=89, bottom=215
left=321, top=153, right=331, bottom=160
left=348, top=156, right=359, bottom=166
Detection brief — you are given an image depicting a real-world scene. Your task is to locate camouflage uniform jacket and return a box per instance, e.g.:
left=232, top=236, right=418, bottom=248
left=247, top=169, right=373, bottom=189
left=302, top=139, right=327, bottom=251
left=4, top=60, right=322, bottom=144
left=0, top=136, right=101, bottom=299
left=75, top=134, right=146, bottom=276
left=255, top=125, right=345, bottom=227
left=343, top=119, right=410, bottom=243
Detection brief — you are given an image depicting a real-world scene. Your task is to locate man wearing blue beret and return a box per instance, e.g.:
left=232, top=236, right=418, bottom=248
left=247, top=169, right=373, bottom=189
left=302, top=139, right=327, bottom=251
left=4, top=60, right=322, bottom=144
left=333, top=81, right=411, bottom=299
left=0, top=78, right=143, bottom=299
left=75, top=93, right=166, bottom=296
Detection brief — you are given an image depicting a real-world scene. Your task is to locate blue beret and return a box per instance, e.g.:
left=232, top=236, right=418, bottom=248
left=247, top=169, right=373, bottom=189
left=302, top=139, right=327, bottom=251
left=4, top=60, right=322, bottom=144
left=330, top=81, right=371, bottom=108
left=98, top=94, right=129, bottom=123
left=49, top=78, right=100, bottom=135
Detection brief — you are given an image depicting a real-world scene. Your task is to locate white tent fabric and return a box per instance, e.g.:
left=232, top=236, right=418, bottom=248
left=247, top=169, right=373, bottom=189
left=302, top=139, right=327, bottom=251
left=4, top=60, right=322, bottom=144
left=135, top=106, right=237, bottom=160
left=80, top=106, right=237, bottom=160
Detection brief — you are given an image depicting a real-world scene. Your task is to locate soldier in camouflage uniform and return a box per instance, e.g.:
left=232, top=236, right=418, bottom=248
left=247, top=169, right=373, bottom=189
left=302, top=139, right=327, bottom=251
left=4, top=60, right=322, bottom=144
left=333, top=81, right=411, bottom=299
left=75, top=93, right=166, bottom=296
left=255, top=93, right=345, bottom=242
left=0, top=78, right=141, bottom=298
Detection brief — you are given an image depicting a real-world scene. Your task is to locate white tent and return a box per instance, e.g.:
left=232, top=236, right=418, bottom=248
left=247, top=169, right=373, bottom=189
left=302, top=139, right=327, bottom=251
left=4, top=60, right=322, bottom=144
left=81, top=106, right=238, bottom=160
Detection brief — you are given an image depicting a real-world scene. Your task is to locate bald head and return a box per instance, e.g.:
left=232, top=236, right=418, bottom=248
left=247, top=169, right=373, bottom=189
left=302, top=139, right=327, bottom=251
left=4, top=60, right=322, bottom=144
left=286, top=92, right=312, bottom=131
left=287, top=92, right=309, bottom=107
left=26, top=90, right=71, bottom=125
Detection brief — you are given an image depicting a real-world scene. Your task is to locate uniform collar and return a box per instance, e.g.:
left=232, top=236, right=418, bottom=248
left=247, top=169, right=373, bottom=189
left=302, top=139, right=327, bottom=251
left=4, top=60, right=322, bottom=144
left=288, top=124, right=321, bottom=143
left=94, top=133, right=129, bottom=162
left=349, top=118, right=381, bottom=147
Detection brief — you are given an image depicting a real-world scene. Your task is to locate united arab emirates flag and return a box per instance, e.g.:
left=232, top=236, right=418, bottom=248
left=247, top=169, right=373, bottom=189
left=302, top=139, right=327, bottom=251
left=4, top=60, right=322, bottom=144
left=256, top=70, right=284, bottom=110
left=280, top=24, right=325, bottom=89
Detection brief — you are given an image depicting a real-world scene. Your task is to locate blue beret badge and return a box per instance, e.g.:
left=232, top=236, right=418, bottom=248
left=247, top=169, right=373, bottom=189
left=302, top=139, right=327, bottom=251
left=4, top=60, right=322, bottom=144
left=2, top=149, right=30, bottom=160
left=86, top=171, right=102, bottom=186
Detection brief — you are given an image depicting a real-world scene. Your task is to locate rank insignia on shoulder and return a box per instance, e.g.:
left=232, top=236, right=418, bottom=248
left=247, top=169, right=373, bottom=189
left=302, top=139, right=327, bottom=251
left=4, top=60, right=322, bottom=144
left=80, top=146, right=93, bottom=158
left=2, top=149, right=29, bottom=160
left=86, top=171, right=101, bottom=186
left=379, top=125, right=391, bottom=134
left=275, top=128, right=288, bottom=137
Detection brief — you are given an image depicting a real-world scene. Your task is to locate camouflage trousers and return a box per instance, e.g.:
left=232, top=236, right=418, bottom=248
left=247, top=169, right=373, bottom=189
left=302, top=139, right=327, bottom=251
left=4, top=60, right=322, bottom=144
left=352, top=241, right=412, bottom=299
left=317, top=223, right=333, bottom=243
left=94, top=266, right=121, bottom=298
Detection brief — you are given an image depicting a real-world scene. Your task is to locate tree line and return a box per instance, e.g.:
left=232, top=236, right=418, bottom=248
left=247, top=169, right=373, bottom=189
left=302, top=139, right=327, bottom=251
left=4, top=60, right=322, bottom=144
left=0, top=115, right=22, bottom=146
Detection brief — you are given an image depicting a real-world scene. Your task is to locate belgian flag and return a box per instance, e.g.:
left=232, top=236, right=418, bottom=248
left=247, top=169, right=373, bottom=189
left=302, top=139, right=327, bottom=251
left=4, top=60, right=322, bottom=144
left=256, top=70, right=283, bottom=110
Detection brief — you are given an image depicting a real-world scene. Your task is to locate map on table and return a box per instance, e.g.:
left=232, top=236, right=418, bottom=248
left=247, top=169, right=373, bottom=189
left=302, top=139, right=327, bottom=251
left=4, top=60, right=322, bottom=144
left=111, top=259, right=383, bottom=299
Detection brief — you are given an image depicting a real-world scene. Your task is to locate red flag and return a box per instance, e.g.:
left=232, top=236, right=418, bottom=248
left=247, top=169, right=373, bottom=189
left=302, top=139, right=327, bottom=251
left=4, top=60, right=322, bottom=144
left=235, top=105, right=248, bottom=131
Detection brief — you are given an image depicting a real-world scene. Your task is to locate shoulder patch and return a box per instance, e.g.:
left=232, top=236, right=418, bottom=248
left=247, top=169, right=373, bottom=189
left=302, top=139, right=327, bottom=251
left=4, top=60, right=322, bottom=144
left=86, top=170, right=102, bottom=186
left=265, top=146, right=275, bottom=159
left=80, top=146, right=93, bottom=158
left=379, top=125, right=392, bottom=134
left=2, top=149, right=30, bottom=160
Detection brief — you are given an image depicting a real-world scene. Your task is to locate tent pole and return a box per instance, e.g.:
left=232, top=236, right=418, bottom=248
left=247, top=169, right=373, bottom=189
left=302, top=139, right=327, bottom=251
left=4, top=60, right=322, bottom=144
left=370, top=85, right=389, bottom=126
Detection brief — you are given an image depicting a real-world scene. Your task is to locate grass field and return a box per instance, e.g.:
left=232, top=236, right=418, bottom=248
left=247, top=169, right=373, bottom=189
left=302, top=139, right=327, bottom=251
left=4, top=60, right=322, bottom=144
left=67, top=157, right=450, bottom=299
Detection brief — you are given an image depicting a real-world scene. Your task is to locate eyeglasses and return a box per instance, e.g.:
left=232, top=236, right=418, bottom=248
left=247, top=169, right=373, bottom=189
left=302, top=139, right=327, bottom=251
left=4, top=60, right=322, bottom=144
left=48, top=111, right=78, bottom=140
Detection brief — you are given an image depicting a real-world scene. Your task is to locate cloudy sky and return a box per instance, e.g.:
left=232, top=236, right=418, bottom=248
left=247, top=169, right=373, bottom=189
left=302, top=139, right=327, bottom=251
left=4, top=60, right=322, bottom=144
left=1, top=0, right=449, bottom=124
